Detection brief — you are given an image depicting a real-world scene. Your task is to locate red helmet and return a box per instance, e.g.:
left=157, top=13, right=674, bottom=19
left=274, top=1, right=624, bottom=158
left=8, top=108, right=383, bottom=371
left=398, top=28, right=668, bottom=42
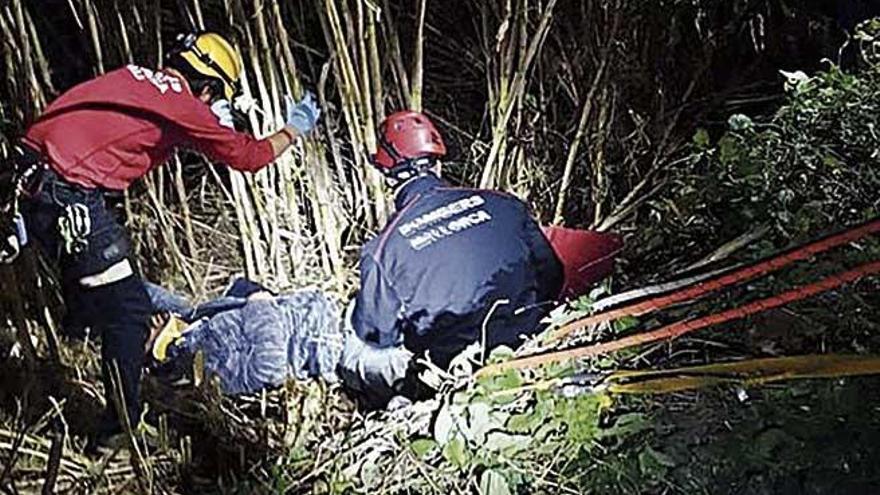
left=373, top=111, right=447, bottom=171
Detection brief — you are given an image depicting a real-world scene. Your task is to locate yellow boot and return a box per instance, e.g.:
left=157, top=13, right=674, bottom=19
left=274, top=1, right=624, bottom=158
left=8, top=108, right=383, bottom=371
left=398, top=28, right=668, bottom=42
left=151, top=315, right=188, bottom=362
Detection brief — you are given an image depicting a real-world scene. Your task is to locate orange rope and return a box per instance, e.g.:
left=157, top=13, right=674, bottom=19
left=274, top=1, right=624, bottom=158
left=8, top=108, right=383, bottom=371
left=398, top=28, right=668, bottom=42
left=478, top=260, right=880, bottom=377
left=548, top=218, right=880, bottom=343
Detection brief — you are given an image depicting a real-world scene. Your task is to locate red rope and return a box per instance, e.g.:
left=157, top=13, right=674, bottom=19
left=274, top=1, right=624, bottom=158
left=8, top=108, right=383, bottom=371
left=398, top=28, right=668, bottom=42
left=479, top=260, right=880, bottom=376
left=549, top=218, right=880, bottom=342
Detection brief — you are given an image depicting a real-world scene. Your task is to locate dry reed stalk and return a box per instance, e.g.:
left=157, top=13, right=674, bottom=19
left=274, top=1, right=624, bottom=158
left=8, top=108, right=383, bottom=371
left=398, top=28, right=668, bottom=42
left=0, top=267, right=37, bottom=364
left=366, top=8, right=384, bottom=122
left=191, top=0, right=206, bottom=29
left=323, top=0, right=388, bottom=226
left=479, top=0, right=558, bottom=189
left=107, top=364, right=152, bottom=494
left=590, top=88, right=613, bottom=225
left=253, top=2, right=350, bottom=287
left=143, top=174, right=199, bottom=292
left=23, top=7, right=54, bottom=102
left=551, top=16, right=616, bottom=224
left=9, top=0, right=43, bottom=119
left=172, top=158, right=198, bottom=259
left=411, top=0, right=427, bottom=111
left=82, top=0, right=105, bottom=74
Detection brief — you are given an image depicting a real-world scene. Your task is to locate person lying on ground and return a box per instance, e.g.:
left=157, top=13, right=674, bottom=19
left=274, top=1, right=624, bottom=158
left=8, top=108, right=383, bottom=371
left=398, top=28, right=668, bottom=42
left=144, top=279, right=343, bottom=395
left=4, top=31, right=320, bottom=447
left=339, top=111, right=580, bottom=408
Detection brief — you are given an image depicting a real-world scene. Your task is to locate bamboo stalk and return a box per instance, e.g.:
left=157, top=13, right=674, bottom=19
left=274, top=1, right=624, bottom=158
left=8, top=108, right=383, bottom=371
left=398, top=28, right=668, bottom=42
left=551, top=52, right=609, bottom=224
left=382, top=0, right=411, bottom=108
left=479, top=0, right=558, bottom=189
left=410, top=0, right=427, bottom=111
left=11, top=0, right=38, bottom=120
left=172, top=157, right=198, bottom=259
left=83, top=0, right=105, bottom=74
left=366, top=9, right=385, bottom=123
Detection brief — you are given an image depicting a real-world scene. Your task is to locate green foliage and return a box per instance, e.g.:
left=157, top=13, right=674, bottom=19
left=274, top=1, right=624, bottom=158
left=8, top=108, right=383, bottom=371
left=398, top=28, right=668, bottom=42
left=636, top=57, right=880, bottom=276
left=426, top=366, right=624, bottom=493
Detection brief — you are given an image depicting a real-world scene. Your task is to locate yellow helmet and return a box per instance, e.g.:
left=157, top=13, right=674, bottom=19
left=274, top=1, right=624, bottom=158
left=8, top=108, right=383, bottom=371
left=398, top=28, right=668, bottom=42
left=178, top=32, right=242, bottom=100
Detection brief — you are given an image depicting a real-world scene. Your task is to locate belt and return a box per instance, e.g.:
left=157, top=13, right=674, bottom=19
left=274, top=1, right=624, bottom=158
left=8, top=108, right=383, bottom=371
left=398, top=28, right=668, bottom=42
left=14, top=143, right=49, bottom=192
left=16, top=145, right=122, bottom=200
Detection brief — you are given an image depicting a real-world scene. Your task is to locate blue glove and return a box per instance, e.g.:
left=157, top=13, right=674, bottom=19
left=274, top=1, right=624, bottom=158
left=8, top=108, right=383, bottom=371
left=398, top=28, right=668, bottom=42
left=285, top=91, right=321, bottom=135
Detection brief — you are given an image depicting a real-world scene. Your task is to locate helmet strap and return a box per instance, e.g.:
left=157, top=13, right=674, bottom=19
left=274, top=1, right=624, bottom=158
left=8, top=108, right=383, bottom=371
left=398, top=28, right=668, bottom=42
left=383, top=157, right=437, bottom=185
left=376, top=133, right=438, bottom=182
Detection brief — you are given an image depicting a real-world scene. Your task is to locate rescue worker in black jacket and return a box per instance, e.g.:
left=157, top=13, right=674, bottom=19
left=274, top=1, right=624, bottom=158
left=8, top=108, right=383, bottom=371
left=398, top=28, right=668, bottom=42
left=339, top=111, right=563, bottom=406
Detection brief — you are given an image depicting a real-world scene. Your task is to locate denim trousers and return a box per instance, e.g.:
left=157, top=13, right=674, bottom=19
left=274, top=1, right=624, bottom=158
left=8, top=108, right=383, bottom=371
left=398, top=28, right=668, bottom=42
left=146, top=281, right=344, bottom=395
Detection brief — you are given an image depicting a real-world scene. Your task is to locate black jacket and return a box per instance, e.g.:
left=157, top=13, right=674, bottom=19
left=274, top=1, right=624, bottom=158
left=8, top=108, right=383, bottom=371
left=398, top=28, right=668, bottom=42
left=352, top=174, right=563, bottom=367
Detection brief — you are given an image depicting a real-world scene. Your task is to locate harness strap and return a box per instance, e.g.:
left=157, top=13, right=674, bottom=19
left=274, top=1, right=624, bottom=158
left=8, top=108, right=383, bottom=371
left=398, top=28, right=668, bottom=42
left=548, top=218, right=880, bottom=343
left=478, top=260, right=880, bottom=377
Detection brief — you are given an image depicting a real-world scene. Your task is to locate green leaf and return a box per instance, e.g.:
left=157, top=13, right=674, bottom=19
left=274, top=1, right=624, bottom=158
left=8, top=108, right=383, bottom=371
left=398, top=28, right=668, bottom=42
left=693, top=128, right=711, bottom=149
left=728, top=113, right=754, bottom=131
left=553, top=394, right=602, bottom=443
left=478, top=368, right=523, bottom=393
left=638, top=446, right=677, bottom=476
left=822, top=154, right=842, bottom=168
left=410, top=438, right=437, bottom=458
left=434, top=402, right=467, bottom=445
left=506, top=413, right=531, bottom=433
left=442, top=437, right=469, bottom=468
left=598, top=412, right=651, bottom=438
left=484, top=431, right=531, bottom=454
left=479, top=469, right=512, bottom=495
left=718, top=135, right=740, bottom=165
left=486, top=345, right=515, bottom=364
left=612, top=315, right=640, bottom=334
left=507, top=398, right=552, bottom=433
left=467, top=401, right=499, bottom=442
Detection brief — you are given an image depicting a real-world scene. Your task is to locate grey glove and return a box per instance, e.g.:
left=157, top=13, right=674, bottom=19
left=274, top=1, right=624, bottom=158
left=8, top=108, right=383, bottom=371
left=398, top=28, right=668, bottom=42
left=285, top=91, right=321, bottom=135
left=210, top=99, right=235, bottom=129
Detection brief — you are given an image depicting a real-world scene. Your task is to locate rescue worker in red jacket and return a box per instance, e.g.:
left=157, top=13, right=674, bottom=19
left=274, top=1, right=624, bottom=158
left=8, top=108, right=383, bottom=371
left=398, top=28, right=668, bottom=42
left=15, top=32, right=320, bottom=446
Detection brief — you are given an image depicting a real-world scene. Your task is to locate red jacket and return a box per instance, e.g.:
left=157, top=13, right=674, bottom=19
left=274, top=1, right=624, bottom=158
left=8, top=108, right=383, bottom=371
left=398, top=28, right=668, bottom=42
left=23, top=65, right=275, bottom=190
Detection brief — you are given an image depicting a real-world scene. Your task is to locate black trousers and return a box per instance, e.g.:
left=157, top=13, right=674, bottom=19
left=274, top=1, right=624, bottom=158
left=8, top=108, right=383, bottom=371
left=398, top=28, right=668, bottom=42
left=21, top=169, right=150, bottom=436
